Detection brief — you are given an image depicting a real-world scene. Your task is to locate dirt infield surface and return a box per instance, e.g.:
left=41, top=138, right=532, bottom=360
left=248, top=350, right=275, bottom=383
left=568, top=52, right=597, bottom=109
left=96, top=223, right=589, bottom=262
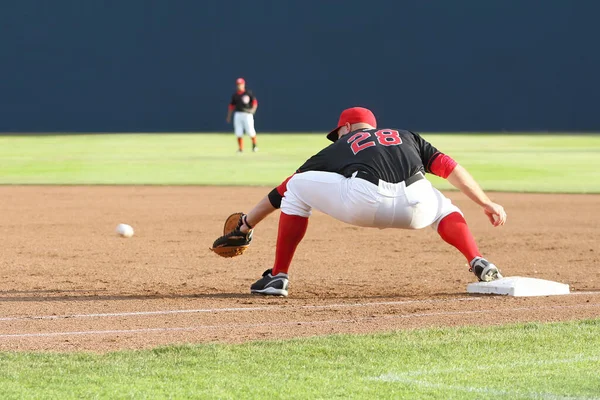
left=1, top=186, right=599, bottom=352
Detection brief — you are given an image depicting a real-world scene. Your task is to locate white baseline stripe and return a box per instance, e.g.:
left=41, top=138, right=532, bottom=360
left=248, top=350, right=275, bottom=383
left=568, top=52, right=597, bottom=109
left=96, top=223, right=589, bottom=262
left=375, top=374, right=597, bottom=400
left=376, top=355, right=600, bottom=378
left=1, top=303, right=599, bottom=339
left=0, top=297, right=480, bottom=322
left=2, top=291, right=597, bottom=323
left=374, top=356, right=600, bottom=400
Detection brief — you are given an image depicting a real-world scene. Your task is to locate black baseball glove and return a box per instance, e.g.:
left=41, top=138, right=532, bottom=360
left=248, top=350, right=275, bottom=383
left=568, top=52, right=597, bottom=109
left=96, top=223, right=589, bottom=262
left=210, top=212, right=253, bottom=258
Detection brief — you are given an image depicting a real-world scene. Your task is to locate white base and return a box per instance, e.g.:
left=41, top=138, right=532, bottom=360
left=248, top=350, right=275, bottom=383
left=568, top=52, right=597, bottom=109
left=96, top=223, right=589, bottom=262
left=467, top=276, right=570, bottom=297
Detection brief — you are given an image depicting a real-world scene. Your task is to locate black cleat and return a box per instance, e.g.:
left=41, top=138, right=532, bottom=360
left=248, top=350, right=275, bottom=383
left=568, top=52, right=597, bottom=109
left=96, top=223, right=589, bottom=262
left=470, top=257, right=503, bottom=282
left=250, top=269, right=289, bottom=297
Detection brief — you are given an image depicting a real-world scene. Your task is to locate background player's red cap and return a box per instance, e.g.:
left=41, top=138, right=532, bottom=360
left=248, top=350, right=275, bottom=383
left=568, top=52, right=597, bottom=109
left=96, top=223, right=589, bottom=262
left=326, top=107, right=377, bottom=142
left=236, top=78, right=245, bottom=85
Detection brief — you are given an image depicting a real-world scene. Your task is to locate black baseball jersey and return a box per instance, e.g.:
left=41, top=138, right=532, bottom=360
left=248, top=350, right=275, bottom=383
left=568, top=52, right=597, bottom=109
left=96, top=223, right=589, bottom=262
left=230, top=90, right=256, bottom=112
left=297, top=128, right=441, bottom=183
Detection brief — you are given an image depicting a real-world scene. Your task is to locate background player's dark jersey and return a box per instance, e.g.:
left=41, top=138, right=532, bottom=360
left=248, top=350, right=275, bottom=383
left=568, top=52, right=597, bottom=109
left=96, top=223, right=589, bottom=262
left=297, top=129, right=441, bottom=183
left=230, top=90, right=256, bottom=112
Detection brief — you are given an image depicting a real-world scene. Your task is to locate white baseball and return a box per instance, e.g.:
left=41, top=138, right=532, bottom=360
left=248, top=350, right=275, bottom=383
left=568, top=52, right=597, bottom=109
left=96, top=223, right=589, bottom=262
left=116, top=223, right=134, bottom=238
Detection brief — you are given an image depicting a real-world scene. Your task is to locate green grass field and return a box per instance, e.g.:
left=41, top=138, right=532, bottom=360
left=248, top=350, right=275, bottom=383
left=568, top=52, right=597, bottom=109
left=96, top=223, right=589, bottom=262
left=1, top=320, right=599, bottom=399
left=1, top=133, right=600, bottom=399
left=1, top=133, right=599, bottom=192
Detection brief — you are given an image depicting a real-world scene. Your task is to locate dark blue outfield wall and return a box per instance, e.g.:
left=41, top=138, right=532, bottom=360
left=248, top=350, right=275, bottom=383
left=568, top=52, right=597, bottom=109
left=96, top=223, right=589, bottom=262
left=0, top=1, right=599, bottom=133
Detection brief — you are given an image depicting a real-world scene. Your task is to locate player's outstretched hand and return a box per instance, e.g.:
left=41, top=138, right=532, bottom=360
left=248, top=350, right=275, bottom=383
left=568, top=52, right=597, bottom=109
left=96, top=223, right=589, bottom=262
left=483, top=202, right=507, bottom=227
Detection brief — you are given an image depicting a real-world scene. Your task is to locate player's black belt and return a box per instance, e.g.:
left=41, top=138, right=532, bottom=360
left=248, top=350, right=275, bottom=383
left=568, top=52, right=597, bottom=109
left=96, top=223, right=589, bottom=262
left=354, top=171, right=425, bottom=187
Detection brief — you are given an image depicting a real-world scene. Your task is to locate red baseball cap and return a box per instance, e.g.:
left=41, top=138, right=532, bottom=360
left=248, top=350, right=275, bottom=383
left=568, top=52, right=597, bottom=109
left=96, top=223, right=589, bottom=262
left=236, top=78, right=245, bottom=85
left=326, top=107, right=377, bottom=142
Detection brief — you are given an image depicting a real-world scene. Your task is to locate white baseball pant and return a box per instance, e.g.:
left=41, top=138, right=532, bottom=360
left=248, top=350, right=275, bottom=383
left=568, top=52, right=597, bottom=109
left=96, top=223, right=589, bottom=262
left=280, top=171, right=461, bottom=230
left=233, top=112, right=256, bottom=138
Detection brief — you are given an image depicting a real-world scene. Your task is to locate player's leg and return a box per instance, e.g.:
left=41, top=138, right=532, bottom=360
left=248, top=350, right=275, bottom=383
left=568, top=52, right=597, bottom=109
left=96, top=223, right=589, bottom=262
left=428, top=187, right=502, bottom=281
left=271, top=171, right=383, bottom=268
left=385, top=177, right=471, bottom=246
left=267, top=172, right=362, bottom=274
left=265, top=174, right=331, bottom=277
left=379, top=178, right=500, bottom=281
left=250, top=186, right=312, bottom=296
left=284, top=171, right=380, bottom=226
left=249, top=209, right=306, bottom=296
left=251, top=171, right=376, bottom=296
left=245, top=114, right=258, bottom=152
left=233, top=112, right=244, bottom=152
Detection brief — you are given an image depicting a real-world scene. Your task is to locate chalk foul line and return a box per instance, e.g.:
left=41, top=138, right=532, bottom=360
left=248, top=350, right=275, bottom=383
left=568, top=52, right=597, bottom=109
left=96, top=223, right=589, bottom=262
left=0, top=297, right=480, bottom=322
left=1, top=302, right=599, bottom=339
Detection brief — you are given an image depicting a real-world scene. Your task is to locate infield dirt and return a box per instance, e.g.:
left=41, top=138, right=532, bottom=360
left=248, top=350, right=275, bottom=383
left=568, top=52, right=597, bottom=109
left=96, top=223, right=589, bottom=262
left=1, top=186, right=599, bottom=352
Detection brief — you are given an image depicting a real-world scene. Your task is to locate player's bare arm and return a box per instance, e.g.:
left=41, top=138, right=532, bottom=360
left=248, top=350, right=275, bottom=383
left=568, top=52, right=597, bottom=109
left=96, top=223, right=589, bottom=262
left=447, top=165, right=507, bottom=227
left=210, top=174, right=290, bottom=256
left=239, top=174, right=294, bottom=232
left=239, top=196, right=276, bottom=233
left=226, top=108, right=233, bottom=123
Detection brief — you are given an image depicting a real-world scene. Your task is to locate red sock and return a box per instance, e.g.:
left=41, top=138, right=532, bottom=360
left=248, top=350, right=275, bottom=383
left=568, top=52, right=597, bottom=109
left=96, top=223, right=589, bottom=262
left=271, top=213, right=308, bottom=275
left=251, top=137, right=257, bottom=146
left=237, top=137, right=243, bottom=151
left=437, top=212, right=481, bottom=263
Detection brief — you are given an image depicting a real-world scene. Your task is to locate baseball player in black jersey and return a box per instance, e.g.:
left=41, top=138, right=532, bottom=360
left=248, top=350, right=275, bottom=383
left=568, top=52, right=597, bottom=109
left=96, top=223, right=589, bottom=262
left=226, top=78, right=258, bottom=153
left=227, top=107, right=507, bottom=296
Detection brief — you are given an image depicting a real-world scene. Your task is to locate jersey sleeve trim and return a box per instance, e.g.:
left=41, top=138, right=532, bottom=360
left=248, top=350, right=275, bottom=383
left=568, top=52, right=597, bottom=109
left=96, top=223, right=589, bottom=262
left=425, top=151, right=441, bottom=172
left=268, top=188, right=282, bottom=209
left=268, top=174, right=295, bottom=209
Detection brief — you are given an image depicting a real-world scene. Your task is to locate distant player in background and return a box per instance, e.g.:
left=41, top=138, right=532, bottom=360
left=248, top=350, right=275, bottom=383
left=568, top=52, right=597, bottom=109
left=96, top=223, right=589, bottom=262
left=226, top=78, right=258, bottom=153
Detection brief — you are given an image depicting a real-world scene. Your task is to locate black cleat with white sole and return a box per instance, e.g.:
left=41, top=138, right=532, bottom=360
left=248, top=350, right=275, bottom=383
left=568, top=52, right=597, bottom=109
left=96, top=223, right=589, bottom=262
left=470, top=257, right=503, bottom=282
left=251, top=269, right=289, bottom=297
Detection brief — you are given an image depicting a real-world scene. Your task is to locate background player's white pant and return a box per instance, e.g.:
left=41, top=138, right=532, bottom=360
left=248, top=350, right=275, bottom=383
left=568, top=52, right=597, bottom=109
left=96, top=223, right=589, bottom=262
left=281, top=171, right=461, bottom=230
left=233, top=112, right=256, bottom=138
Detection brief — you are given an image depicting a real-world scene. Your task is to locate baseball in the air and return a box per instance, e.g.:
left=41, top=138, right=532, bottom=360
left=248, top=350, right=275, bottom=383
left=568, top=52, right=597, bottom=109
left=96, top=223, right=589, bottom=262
left=116, top=223, right=134, bottom=238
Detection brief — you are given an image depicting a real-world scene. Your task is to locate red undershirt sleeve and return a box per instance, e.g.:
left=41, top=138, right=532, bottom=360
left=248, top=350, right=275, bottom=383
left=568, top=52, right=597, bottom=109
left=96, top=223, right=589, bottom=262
left=429, top=154, right=458, bottom=179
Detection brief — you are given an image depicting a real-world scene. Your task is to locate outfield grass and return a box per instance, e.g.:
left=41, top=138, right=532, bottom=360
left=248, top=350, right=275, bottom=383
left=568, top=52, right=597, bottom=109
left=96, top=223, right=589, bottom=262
left=2, top=133, right=599, bottom=398
left=1, top=133, right=599, bottom=192
left=1, top=319, right=599, bottom=399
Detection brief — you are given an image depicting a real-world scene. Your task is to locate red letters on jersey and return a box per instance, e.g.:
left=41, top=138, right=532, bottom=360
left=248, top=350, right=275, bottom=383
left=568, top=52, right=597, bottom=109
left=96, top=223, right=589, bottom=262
left=347, top=129, right=403, bottom=155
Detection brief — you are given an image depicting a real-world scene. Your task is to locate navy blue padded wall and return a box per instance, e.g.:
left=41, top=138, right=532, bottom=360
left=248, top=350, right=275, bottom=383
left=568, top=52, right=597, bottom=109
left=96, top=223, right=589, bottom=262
left=0, top=0, right=598, bottom=132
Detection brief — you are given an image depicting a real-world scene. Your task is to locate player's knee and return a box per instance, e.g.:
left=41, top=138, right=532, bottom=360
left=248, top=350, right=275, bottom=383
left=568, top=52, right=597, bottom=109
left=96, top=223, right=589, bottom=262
left=281, top=196, right=311, bottom=218
left=281, top=204, right=311, bottom=218
left=431, top=208, right=463, bottom=231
